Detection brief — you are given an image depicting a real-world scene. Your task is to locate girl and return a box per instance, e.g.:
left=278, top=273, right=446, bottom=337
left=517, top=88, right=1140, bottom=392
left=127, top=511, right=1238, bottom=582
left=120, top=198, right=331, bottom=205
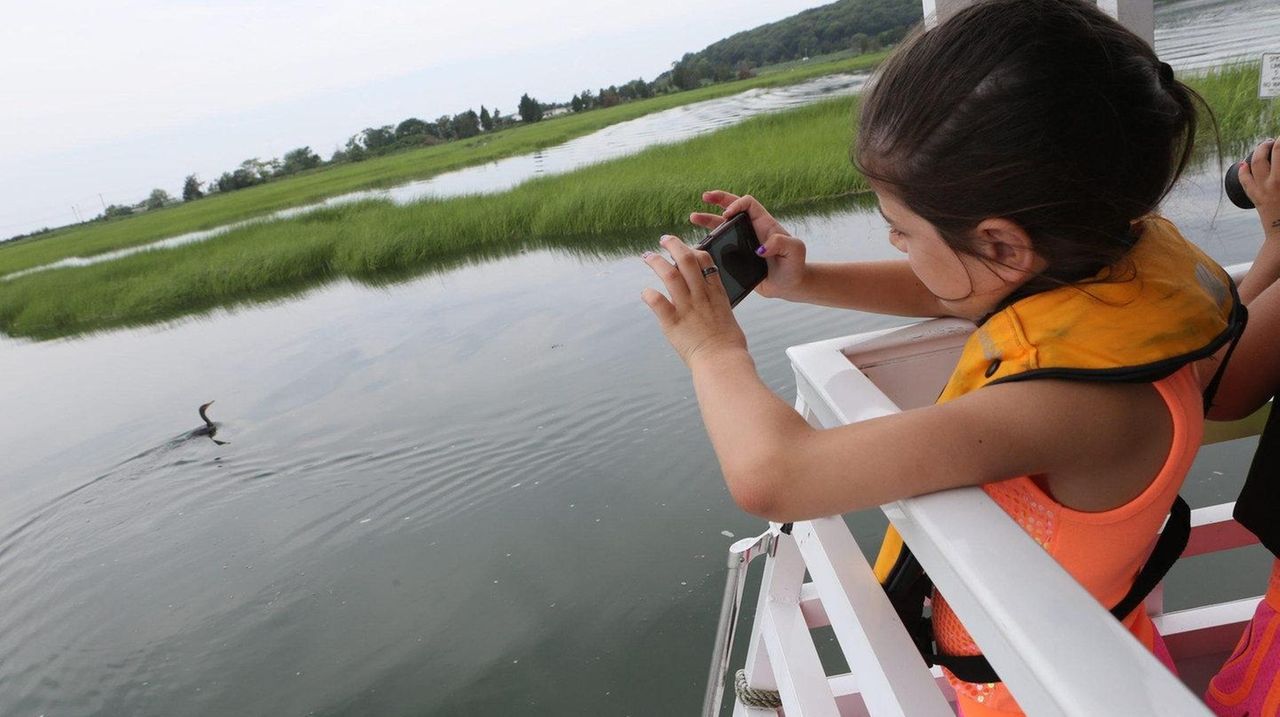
left=641, top=1, right=1243, bottom=715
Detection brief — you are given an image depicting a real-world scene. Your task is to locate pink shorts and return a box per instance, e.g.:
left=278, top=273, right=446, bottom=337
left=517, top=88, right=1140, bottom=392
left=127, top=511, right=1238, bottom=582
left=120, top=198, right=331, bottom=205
left=1205, top=596, right=1280, bottom=716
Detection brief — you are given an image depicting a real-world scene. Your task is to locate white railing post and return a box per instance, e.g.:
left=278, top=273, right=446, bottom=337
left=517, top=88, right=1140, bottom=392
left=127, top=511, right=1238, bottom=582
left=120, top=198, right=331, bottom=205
left=758, top=534, right=843, bottom=717
left=922, top=0, right=967, bottom=26
left=732, top=525, right=817, bottom=717
left=1098, top=0, right=1155, bottom=46
left=793, top=519, right=954, bottom=717
left=923, top=1, right=1155, bottom=47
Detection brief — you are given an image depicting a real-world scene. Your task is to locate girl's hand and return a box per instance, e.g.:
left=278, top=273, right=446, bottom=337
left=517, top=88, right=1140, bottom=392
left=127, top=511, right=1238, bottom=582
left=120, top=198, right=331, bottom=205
left=690, top=191, right=809, bottom=300
left=1239, top=139, right=1280, bottom=240
left=641, top=235, right=748, bottom=366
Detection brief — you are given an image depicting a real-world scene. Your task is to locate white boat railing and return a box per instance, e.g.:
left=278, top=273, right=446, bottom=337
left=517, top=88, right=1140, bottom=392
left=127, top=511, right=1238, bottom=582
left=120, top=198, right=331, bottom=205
left=711, top=267, right=1265, bottom=717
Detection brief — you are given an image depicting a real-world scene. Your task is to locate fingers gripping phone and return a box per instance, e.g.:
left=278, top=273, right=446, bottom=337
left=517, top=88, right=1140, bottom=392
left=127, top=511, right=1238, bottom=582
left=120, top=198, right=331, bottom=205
left=696, top=213, right=768, bottom=307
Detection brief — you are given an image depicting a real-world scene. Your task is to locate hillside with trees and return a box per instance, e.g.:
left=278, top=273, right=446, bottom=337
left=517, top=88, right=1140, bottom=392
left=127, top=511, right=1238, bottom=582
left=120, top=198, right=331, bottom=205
left=666, top=0, right=920, bottom=90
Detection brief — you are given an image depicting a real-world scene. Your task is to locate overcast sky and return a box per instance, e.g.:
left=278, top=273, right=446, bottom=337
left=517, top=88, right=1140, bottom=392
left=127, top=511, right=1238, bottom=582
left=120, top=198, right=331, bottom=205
left=0, top=0, right=832, bottom=237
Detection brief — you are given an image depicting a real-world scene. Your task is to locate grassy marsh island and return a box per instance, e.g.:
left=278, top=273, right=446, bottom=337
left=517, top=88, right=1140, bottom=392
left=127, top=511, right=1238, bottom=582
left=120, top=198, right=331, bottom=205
left=0, top=63, right=1274, bottom=341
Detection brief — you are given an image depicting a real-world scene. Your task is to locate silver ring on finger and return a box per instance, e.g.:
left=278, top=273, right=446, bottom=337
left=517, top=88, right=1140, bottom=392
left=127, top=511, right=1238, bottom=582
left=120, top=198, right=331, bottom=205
left=701, top=266, right=719, bottom=278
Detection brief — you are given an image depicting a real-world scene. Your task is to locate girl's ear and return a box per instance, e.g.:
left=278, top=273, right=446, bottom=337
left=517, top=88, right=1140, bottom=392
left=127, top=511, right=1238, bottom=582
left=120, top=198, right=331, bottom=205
left=972, top=218, right=1043, bottom=281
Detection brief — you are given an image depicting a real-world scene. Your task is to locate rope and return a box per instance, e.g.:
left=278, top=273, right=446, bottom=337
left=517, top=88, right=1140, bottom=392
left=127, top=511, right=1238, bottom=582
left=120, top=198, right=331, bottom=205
left=734, top=669, right=782, bottom=710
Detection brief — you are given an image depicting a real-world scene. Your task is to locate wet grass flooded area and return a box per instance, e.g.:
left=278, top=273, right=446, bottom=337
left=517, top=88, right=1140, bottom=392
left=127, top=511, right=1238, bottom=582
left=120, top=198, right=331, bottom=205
left=1, top=1, right=1278, bottom=713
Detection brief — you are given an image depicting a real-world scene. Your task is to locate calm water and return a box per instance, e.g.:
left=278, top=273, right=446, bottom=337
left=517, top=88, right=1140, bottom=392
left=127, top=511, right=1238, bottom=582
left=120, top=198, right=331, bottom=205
left=1156, top=0, right=1280, bottom=70
left=2, top=3, right=1278, bottom=715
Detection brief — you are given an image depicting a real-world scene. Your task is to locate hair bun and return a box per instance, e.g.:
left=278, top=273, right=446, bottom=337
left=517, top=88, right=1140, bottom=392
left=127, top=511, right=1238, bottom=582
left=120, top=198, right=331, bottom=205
left=1158, top=61, right=1175, bottom=86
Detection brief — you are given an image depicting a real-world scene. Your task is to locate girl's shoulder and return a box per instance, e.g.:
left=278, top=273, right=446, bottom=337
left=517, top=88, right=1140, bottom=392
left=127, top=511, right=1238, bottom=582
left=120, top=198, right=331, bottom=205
left=933, top=368, right=1198, bottom=512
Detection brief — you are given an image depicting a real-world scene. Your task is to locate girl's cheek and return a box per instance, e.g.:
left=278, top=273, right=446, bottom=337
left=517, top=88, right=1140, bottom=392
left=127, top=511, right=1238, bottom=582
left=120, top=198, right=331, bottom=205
left=909, top=256, right=943, bottom=294
left=909, top=247, right=970, bottom=301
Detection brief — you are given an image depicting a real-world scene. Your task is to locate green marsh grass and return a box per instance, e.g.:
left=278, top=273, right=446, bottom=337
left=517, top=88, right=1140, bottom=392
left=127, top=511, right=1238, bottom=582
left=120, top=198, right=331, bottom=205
left=0, top=52, right=888, bottom=278
left=1191, top=62, right=1279, bottom=158
left=0, top=62, right=1273, bottom=340
left=0, top=98, right=865, bottom=339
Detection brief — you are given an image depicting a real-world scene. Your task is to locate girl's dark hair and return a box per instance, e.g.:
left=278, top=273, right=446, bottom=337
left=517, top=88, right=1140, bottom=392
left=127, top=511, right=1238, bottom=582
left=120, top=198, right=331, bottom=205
left=855, top=0, right=1203, bottom=289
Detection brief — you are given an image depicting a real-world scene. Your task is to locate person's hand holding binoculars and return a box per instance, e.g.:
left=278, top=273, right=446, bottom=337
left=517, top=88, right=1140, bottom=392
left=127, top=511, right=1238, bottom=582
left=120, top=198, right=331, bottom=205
left=1226, top=139, right=1280, bottom=241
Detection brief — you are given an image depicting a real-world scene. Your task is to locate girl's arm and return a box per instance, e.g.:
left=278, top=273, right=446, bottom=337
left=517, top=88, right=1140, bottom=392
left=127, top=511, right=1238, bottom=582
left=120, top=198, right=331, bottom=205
left=767, top=260, right=947, bottom=316
left=687, top=345, right=1166, bottom=521
left=644, top=236, right=1170, bottom=521
left=691, top=190, right=950, bottom=317
left=1204, top=140, right=1280, bottom=420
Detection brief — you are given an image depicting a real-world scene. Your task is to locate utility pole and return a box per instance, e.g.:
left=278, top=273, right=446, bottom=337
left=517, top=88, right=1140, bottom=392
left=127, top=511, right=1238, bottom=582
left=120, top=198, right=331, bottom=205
left=98, top=193, right=107, bottom=212
left=71, top=206, right=82, bottom=223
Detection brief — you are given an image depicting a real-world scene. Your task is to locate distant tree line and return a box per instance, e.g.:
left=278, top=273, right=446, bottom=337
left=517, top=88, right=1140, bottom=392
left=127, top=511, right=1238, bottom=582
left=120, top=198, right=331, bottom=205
left=328, top=105, right=506, bottom=163
left=75, top=0, right=918, bottom=225
left=667, top=0, right=918, bottom=90
left=567, top=79, right=656, bottom=113
left=171, top=104, right=516, bottom=206
left=3, top=226, right=54, bottom=244
left=83, top=188, right=176, bottom=223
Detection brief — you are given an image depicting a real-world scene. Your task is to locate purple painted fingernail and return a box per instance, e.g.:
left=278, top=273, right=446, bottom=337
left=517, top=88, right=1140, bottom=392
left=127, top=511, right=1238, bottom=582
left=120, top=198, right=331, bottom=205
left=756, top=246, right=767, bottom=256
left=641, top=251, right=654, bottom=258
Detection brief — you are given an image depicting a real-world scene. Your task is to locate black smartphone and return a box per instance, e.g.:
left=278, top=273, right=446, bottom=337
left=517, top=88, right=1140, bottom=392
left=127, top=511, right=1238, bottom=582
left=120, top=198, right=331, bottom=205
left=696, top=213, right=768, bottom=307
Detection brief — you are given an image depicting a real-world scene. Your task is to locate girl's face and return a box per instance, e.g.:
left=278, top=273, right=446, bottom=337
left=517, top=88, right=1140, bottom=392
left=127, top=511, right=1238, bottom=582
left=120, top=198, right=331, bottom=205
left=876, top=191, right=1021, bottom=319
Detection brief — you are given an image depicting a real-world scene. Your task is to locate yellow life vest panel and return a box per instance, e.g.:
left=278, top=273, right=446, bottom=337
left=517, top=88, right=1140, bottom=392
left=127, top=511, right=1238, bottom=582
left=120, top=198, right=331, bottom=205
left=936, top=215, right=1240, bottom=402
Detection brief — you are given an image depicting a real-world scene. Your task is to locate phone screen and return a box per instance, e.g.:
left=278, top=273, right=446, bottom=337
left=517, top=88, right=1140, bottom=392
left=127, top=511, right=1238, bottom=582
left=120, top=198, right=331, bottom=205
left=697, top=214, right=768, bottom=307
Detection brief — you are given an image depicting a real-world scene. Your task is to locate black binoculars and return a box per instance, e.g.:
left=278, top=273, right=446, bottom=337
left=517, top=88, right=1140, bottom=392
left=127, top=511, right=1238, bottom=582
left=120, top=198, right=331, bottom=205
left=1225, top=140, right=1275, bottom=210
left=1225, top=159, right=1254, bottom=209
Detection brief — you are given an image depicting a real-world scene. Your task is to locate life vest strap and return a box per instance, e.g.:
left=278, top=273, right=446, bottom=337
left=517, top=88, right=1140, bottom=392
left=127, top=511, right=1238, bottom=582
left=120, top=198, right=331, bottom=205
left=1106, top=494, right=1190, bottom=621
left=930, top=649, right=1001, bottom=685
left=1202, top=294, right=1249, bottom=413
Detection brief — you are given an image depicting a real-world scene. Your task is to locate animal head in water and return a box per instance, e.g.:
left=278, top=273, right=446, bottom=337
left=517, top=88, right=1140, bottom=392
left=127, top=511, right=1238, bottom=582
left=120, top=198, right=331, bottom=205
left=198, top=401, right=215, bottom=424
